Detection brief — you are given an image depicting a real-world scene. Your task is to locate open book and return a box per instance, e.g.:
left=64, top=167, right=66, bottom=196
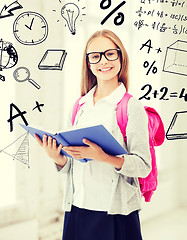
left=20, top=124, right=127, bottom=162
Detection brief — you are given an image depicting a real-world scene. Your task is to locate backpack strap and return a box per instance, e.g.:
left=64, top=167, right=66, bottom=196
left=116, top=92, right=133, bottom=141
left=72, top=96, right=83, bottom=126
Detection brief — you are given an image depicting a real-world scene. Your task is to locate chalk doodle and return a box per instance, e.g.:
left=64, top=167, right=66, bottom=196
left=0, top=39, right=18, bottom=81
left=136, top=6, right=187, bottom=21
left=7, top=101, right=45, bottom=132
left=143, top=60, right=158, bottom=75
left=166, top=111, right=187, bottom=140
left=32, top=101, right=44, bottom=112
left=139, top=84, right=187, bottom=101
left=134, top=20, right=187, bottom=35
left=38, top=49, right=67, bottom=70
left=0, top=132, right=30, bottom=168
left=61, top=3, right=80, bottom=35
left=140, top=39, right=162, bottom=54
left=163, top=40, right=187, bottom=76
left=13, top=11, right=48, bottom=45
left=0, top=1, right=23, bottom=19
left=100, top=0, right=126, bottom=25
left=7, top=103, right=28, bottom=132
left=53, top=0, right=86, bottom=30
left=134, top=0, right=187, bottom=35
left=13, top=67, right=41, bottom=89
left=140, top=0, right=186, bottom=7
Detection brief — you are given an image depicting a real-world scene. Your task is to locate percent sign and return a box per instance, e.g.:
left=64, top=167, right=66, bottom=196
left=100, top=0, right=126, bottom=26
left=143, top=60, right=158, bottom=75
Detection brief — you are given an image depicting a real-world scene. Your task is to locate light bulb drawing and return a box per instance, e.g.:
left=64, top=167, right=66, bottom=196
left=61, top=3, right=80, bottom=35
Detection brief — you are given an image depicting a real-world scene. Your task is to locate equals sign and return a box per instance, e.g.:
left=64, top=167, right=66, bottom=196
left=170, top=92, right=178, bottom=98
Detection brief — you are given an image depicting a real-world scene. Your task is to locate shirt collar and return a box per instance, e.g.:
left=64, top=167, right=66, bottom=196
left=79, top=83, right=126, bottom=106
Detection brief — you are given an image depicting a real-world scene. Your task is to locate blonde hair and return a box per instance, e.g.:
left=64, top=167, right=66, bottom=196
left=80, top=29, right=129, bottom=96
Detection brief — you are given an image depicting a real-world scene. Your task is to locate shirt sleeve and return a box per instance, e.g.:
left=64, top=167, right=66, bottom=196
left=116, top=97, right=152, bottom=178
left=55, top=157, right=72, bottom=173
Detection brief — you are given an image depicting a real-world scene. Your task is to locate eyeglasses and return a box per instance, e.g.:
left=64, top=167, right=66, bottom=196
left=86, top=49, right=121, bottom=64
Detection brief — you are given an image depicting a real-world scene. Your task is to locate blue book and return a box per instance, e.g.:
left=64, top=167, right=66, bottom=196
left=20, top=124, right=127, bottom=163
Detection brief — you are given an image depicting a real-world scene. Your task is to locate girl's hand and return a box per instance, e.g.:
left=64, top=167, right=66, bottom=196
left=34, top=134, right=67, bottom=167
left=63, top=138, right=124, bottom=169
left=63, top=138, right=106, bottom=162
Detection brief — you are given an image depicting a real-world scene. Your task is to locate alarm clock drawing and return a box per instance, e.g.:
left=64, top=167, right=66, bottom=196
left=13, top=11, right=48, bottom=45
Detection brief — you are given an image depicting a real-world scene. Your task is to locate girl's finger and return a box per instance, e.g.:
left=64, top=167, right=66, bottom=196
left=34, top=134, right=43, bottom=146
left=48, top=136, right=52, bottom=147
left=52, top=139, right=57, bottom=149
left=57, top=144, right=63, bottom=152
left=43, top=135, right=48, bottom=147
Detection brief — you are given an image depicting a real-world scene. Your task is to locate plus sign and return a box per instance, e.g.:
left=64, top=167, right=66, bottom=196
left=32, top=101, right=44, bottom=112
left=155, top=47, right=162, bottom=53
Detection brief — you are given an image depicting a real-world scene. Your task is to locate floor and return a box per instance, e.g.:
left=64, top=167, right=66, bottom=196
left=141, top=207, right=187, bottom=240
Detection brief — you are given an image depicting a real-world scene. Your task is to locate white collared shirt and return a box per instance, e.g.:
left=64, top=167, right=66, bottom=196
left=72, top=83, right=128, bottom=211
left=59, top=83, right=151, bottom=215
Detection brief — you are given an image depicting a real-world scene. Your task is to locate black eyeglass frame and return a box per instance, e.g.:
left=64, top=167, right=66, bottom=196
left=86, top=48, right=121, bottom=64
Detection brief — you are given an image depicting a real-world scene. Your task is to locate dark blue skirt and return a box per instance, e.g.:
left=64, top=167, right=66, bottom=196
left=62, top=205, right=142, bottom=240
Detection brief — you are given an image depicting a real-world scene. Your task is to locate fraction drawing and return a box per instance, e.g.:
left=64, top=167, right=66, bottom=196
left=38, top=49, right=67, bottom=70
left=100, top=0, right=126, bottom=26
left=166, top=111, right=187, bottom=140
left=13, top=67, right=41, bottom=89
left=13, top=11, right=48, bottom=45
left=0, top=1, right=23, bottom=19
left=163, top=40, right=187, bottom=76
left=0, top=39, right=18, bottom=81
left=0, top=132, right=30, bottom=168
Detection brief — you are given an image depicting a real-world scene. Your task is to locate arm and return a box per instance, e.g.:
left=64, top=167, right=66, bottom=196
left=116, top=97, right=152, bottom=178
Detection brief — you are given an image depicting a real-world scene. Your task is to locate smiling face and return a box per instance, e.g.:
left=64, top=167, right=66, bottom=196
left=86, top=36, right=121, bottom=84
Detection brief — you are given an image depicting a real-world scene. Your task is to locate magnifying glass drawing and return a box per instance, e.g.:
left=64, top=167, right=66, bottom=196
left=13, top=67, right=41, bottom=89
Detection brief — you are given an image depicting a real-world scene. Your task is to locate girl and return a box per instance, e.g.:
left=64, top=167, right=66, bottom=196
left=35, top=29, right=151, bottom=240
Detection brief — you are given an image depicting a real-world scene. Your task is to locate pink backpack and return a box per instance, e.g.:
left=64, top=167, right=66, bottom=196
left=72, top=92, right=165, bottom=202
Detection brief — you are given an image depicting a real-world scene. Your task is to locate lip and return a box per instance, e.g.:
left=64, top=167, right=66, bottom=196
left=99, top=67, right=113, bottom=72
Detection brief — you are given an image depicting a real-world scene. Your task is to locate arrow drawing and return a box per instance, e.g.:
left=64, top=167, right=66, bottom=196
left=0, top=1, right=23, bottom=19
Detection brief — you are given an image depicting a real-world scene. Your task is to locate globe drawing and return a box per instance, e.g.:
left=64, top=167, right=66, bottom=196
left=0, top=39, right=18, bottom=81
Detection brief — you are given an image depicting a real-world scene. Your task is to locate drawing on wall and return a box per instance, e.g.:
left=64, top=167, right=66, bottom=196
left=38, top=49, right=67, bottom=70
left=134, top=1, right=187, bottom=35
left=32, top=101, right=44, bottom=112
left=166, top=111, right=187, bottom=140
left=0, top=132, right=30, bottom=168
left=13, top=11, right=48, bottom=45
left=163, top=40, right=187, bottom=76
left=100, top=0, right=126, bottom=26
left=61, top=3, right=80, bottom=35
left=0, top=1, right=23, bottom=19
left=143, top=60, right=158, bottom=75
left=13, top=67, right=41, bottom=89
left=0, top=39, right=18, bottom=82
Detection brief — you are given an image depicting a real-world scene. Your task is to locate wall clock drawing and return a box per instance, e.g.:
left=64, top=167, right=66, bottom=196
left=13, top=11, right=48, bottom=45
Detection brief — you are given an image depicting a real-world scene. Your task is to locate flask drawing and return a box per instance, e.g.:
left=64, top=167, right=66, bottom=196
left=61, top=3, right=80, bottom=35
